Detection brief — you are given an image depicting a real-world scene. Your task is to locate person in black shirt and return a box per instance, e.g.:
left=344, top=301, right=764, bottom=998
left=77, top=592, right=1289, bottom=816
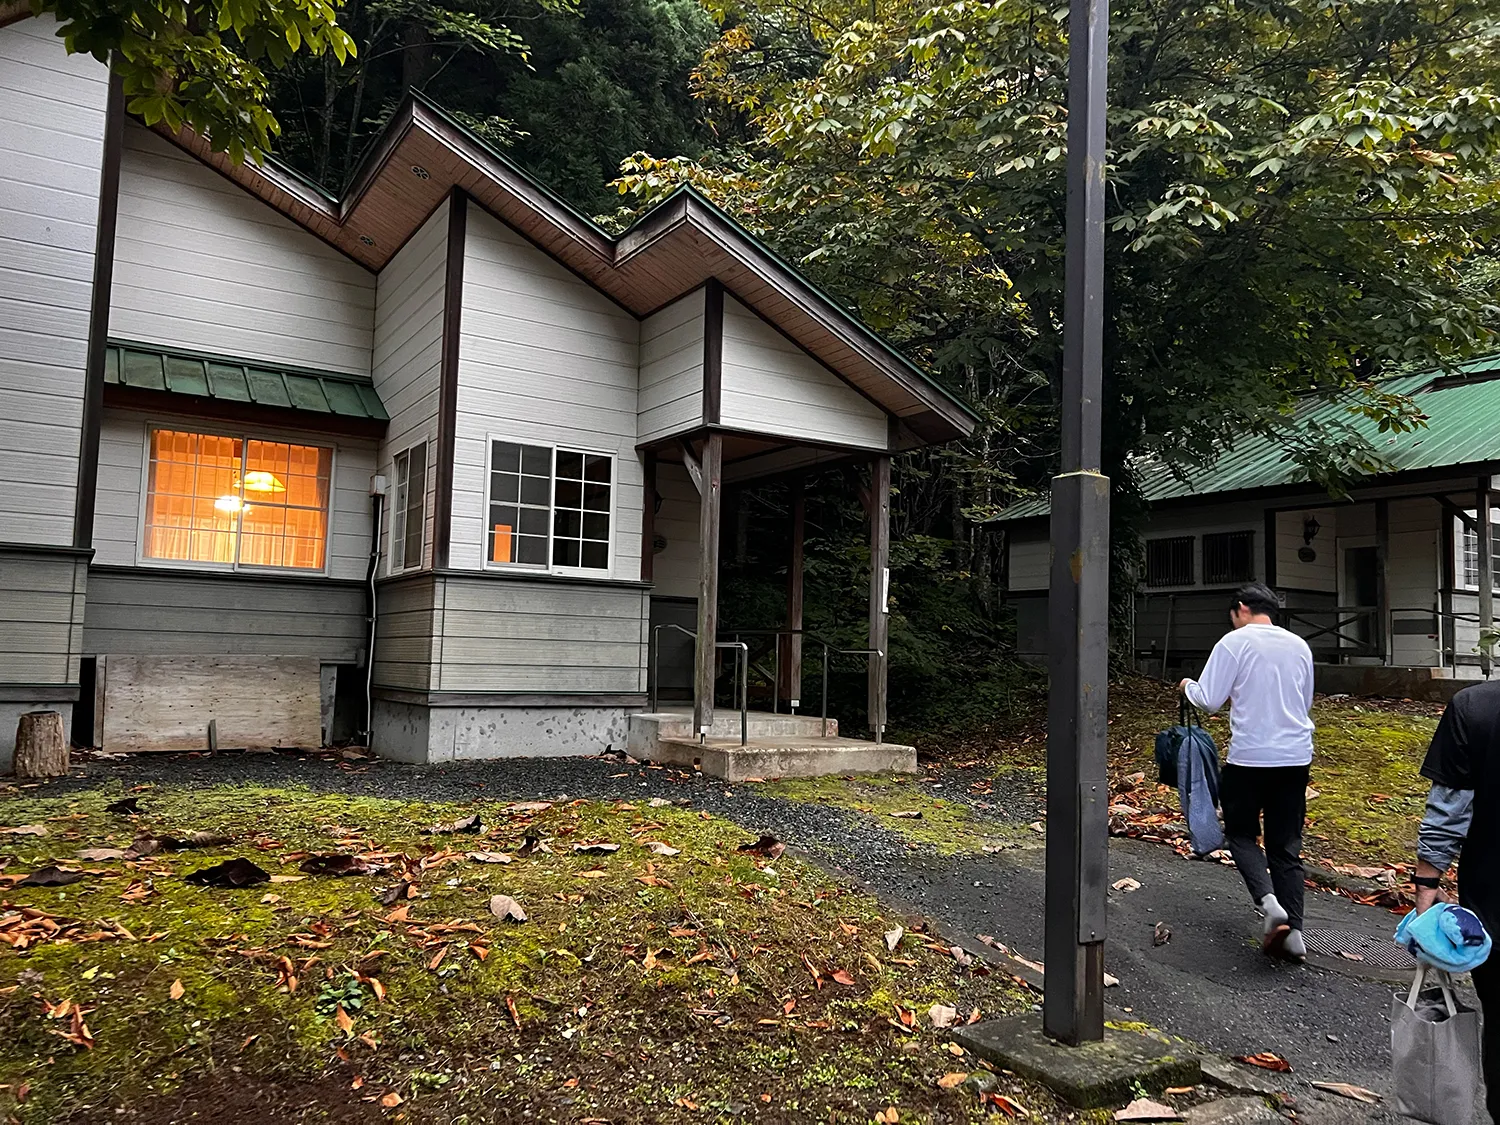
left=1414, top=678, right=1500, bottom=1118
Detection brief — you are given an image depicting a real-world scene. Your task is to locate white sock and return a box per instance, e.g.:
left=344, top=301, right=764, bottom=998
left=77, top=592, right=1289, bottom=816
left=1260, top=893, right=1289, bottom=937
left=1283, top=929, right=1306, bottom=960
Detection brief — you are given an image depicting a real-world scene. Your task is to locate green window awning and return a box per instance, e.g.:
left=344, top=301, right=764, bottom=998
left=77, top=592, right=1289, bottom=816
left=104, top=343, right=389, bottom=423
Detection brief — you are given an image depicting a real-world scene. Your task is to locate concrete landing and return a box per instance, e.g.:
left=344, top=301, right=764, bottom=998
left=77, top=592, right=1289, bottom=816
left=649, top=734, right=916, bottom=781
left=951, top=1015, right=1200, bottom=1108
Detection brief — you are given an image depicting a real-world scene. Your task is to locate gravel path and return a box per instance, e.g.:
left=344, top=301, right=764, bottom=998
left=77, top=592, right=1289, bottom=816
left=23, top=750, right=1489, bottom=1124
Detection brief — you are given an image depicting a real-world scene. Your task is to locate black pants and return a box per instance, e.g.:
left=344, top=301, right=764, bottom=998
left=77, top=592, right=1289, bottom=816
left=1471, top=943, right=1500, bottom=1120
left=1220, top=763, right=1309, bottom=930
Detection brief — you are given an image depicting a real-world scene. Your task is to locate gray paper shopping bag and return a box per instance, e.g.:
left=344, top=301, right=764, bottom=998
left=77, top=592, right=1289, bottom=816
left=1390, top=966, right=1483, bottom=1123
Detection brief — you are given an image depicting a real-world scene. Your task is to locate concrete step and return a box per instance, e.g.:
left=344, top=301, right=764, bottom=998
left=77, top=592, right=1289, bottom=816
left=626, top=710, right=836, bottom=759
left=647, top=735, right=916, bottom=782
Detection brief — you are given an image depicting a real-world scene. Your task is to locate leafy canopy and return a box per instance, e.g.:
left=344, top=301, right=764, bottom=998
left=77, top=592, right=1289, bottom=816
left=33, top=0, right=356, bottom=162
left=618, top=0, right=1500, bottom=503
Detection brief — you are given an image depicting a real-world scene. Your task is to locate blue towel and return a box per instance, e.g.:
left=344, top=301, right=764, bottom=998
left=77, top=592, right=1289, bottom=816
left=1395, top=904, right=1493, bottom=974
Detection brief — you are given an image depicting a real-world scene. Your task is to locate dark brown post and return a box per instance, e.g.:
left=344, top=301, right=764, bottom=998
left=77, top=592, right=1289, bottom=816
left=1375, top=499, right=1390, bottom=662
left=642, top=453, right=657, bottom=584
left=1479, top=478, right=1493, bottom=678
left=780, top=477, right=806, bottom=708
left=694, top=435, right=724, bottom=735
left=868, top=456, right=891, bottom=740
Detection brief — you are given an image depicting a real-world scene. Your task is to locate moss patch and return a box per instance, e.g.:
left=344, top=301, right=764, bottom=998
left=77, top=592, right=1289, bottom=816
left=0, top=781, right=1068, bottom=1124
left=758, top=775, right=1029, bottom=856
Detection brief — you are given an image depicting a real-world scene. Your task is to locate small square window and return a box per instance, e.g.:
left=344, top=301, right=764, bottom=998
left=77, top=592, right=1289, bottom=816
left=1144, top=537, right=1194, bottom=588
left=485, top=439, right=613, bottom=574
left=1203, top=530, right=1255, bottom=585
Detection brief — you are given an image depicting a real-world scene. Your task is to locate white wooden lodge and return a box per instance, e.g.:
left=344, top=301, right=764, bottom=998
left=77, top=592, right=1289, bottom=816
left=994, top=364, right=1500, bottom=698
left=0, top=12, right=976, bottom=765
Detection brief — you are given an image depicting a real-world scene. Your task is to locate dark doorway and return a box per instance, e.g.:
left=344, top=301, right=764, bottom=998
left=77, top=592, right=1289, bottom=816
left=1343, top=545, right=1379, bottom=650
left=72, top=657, right=96, bottom=748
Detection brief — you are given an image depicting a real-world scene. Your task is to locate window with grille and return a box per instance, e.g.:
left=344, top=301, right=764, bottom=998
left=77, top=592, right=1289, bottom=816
left=1459, top=512, right=1500, bottom=592
left=143, top=427, right=330, bottom=571
left=1144, top=537, right=1194, bottom=587
left=486, top=439, right=613, bottom=573
left=1203, top=530, right=1256, bottom=585
left=390, top=441, right=427, bottom=573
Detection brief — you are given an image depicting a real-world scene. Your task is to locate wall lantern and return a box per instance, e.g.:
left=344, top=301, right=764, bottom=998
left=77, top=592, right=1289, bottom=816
left=1297, top=514, right=1321, bottom=563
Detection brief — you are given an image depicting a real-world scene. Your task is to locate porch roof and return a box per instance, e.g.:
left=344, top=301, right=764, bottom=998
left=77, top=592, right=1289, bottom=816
left=992, top=355, right=1500, bottom=521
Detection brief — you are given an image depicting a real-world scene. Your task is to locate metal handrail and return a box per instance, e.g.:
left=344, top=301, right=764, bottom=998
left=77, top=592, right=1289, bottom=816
left=648, top=623, right=750, bottom=746
left=724, top=627, right=884, bottom=744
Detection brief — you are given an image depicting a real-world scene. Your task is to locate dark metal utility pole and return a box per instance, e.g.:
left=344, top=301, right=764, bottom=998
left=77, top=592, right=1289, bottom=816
left=1043, top=0, right=1111, bottom=1046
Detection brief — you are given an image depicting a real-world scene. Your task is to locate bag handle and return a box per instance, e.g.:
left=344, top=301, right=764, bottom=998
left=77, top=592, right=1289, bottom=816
left=1179, top=697, right=1196, bottom=730
left=1406, top=964, right=1461, bottom=1018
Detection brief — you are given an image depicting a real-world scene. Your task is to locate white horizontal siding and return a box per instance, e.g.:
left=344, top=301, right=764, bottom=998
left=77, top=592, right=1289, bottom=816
left=110, top=121, right=374, bottom=375
left=1275, top=507, right=1337, bottom=593
left=0, top=15, right=110, bottom=546
left=1388, top=498, right=1440, bottom=666
left=653, top=461, right=700, bottom=599
left=453, top=207, right=644, bottom=579
left=374, top=199, right=447, bottom=574
left=639, top=290, right=703, bottom=443
left=0, top=549, right=87, bottom=684
left=92, top=407, right=376, bottom=581
left=718, top=294, right=888, bottom=450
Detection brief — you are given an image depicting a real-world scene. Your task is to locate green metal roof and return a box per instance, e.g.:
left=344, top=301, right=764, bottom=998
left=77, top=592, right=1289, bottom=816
left=105, top=343, right=389, bottom=422
left=992, top=356, right=1500, bottom=521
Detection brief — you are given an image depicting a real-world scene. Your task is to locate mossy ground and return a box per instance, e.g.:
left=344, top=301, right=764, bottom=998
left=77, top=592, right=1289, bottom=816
left=0, top=781, right=1076, bottom=1124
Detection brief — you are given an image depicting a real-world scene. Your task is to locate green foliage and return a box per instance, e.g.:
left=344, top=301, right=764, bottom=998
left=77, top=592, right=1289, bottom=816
left=617, top=0, right=1500, bottom=507
left=35, top=0, right=356, bottom=162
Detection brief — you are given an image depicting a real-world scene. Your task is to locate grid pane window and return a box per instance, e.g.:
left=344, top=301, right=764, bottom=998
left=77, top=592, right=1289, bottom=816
left=1203, top=530, right=1255, bottom=585
left=486, top=439, right=612, bottom=573
left=144, top=428, right=330, bottom=570
left=391, top=441, right=427, bottom=573
left=1460, top=513, right=1500, bottom=591
left=1144, top=536, right=1194, bottom=587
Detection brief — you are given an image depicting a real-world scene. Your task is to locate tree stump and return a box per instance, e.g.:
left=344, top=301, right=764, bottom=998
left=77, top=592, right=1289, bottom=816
left=14, top=710, right=68, bottom=779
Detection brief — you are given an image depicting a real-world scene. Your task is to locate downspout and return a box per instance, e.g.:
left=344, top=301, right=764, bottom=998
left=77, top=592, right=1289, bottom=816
left=362, top=485, right=386, bottom=750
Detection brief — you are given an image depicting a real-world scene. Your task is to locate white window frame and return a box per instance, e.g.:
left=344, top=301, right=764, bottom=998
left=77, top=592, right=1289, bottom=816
left=135, top=419, right=336, bottom=576
left=1455, top=509, right=1500, bottom=593
left=482, top=434, right=616, bottom=578
left=389, top=441, right=428, bottom=575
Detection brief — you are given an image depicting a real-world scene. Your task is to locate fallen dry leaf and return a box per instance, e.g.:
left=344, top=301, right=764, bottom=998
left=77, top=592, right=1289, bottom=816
left=875, top=1108, right=899, bottom=1124
left=335, top=1005, right=355, bottom=1035
left=1114, top=1098, right=1181, bottom=1122
left=299, top=854, right=377, bottom=877
left=104, top=798, right=141, bottom=815
left=0, top=825, right=47, bottom=837
left=737, top=834, right=786, bottom=860
left=76, top=848, right=127, bottom=862
left=928, top=1003, right=958, bottom=1029
left=889, top=810, right=923, bottom=819
left=1152, top=921, right=1171, bottom=946
left=185, top=858, right=270, bottom=888
left=885, top=926, right=904, bottom=952
left=18, top=866, right=85, bottom=887
left=506, top=994, right=521, bottom=1029
left=642, top=841, right=680, bottom=857
left=169, top=979, right=185, bottom=1001
left=983, top=1092, right=1028, bottom=1117
left=1111, top=877, right=1142, bottom=893
left=380, top=1091, right=402, bottom=1108
left=467, top=851, right=514, bottom=865
left=489, top=895, right=527, bottom=923
left=507, top=801, right=553, bottom=815
left=830, top=969, right=856, bottom=986
left=574, top=869, right=609, bottom=879
left=573, top=842, right=620, bottom=855
left=425, top=814, right=482, bottom=835
left=1233, top=1052, right=1292, bottom=1073
left=936, top=1072, right=967, bottom=1089
left=1310, top=1081, right=1380, bottom=1104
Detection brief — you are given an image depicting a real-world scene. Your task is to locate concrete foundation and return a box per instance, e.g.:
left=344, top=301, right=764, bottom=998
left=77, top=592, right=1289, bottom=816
left=628, top=710, right=915, bottom=780
left=951, top=1014, right=1200, bottom=1109
left=1313, top=663, right=1485, bottom=702
left=371, top=699, right=631, bottom=764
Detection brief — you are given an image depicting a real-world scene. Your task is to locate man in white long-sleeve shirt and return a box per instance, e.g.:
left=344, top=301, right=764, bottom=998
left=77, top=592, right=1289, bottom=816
left=1179, top=582, right=1315, bottom=961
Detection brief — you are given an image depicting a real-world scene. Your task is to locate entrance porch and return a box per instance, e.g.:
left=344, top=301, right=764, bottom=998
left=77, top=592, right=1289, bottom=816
left=631, top=429, right=916, bottom=779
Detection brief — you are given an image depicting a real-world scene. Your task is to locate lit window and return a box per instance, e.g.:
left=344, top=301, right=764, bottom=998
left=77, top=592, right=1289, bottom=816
left=144, top=428, right=330, bottom=570
left=486, top=439, right=612, bottom=573
left=391, top=441, right=427, bottom=572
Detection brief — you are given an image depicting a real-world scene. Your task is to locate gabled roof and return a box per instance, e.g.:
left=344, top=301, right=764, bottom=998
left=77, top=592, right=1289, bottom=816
left=154, top=91, right=977, bottom=445
left=992, top=356, right=1500, bottom=521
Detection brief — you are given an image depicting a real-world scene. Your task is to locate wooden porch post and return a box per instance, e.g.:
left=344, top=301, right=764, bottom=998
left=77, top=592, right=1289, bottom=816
left=694, top=435, right=724, bottom=735
left=1479, top=478, right=1493, bottom=678
left=1375, top=499, right=1390, bottom=663
left=780, top=477, right=805, bottom=709
left=868, top=456, right=891, bottom=740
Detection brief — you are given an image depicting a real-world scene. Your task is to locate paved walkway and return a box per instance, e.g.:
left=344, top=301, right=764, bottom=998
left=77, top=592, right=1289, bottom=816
left=43, top=751, right=1490, bottom=1123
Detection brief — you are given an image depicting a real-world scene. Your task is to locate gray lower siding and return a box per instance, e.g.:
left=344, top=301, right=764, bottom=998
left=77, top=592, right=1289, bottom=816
left=375, top=571, right=650, bottom=696
left=0, top=545, right=89, bottom=688
left=83, top=567, right=367, bottom=659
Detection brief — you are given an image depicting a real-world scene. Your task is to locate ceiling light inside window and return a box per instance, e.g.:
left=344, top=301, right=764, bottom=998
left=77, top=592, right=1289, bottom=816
left=411, top=165, right=430, bottom=180
left=242, top=471, right=287, bottom=493
left=214, top=495, right=243, bottom=513
left=359, top=235, right=376, bottom=247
